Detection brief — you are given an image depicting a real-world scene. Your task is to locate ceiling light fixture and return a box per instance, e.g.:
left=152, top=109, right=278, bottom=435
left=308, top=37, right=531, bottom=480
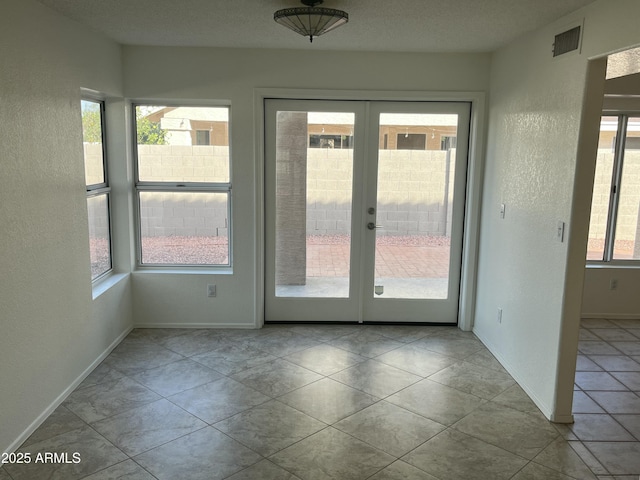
left=274, top=0, right=348, bottom=43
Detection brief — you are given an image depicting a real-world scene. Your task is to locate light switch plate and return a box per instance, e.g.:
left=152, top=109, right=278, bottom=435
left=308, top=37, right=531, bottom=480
left=557, top=221, right=565, bottom=242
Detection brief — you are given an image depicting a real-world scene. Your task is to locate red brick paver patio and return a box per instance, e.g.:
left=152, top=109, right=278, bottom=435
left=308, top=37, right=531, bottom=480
left=307, top=235, right=450, bottom=278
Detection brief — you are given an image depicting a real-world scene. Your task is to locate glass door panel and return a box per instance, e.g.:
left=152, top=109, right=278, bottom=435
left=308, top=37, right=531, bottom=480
left=264, top=100, right=365, bottom=322
left=274, top=111, right=355, bottom=298
left=265, top=99, right=470, bottom=324
left=373, top=113, right=459, bottom=300
left=362, top=102, right=470, bottom=324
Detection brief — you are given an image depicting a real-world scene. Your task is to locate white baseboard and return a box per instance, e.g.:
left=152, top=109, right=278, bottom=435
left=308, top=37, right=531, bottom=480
left=132, top=322, right=258, bottom=329
left=4, top=326, right=132, bottom=454
left=581, top=313, right=640, bottom=320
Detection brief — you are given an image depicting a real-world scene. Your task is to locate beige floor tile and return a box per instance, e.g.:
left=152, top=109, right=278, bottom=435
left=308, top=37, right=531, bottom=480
left=532, top=437, right=598, bottom=479
left=367, top=460, right=440, bottom=480
left=135, top=427, right=261, bottom=480
left=5, top=426, right=127, bottom=480
left=284, top=344, right=367, bottom=376
left=330, top=359, right=422, bottom=398
left=271, top=427, right=395, bottom=480
left=583, top=441, right=640, bottom=475
left=375, top=344, right=458, bottom=377
left=333, top=401, right=445, bottom=457
left=492, top=384, right=546, bottom=417
left=225, top=459, right=302, bottom=480
left=168, top=376, right=270, bottom=424
left=278, top=377, right=377, bottom=424
left=569, top=414, right=636, bottom=441
left=588, top=391, right=640, bottom=414
left=83, top=459, right=156, bottom=480
left=510, top=462, right=580, bottom=480
left=452, top=402, right=559, bottom=459
left=428, top=361, right=515, bottom=400
left=402, top=429, right=527, bottom=480
left=387, top=378, right=485, bottom=425
left=213, top=400, right=325, bottom=456
left=91, top=399, right=205, bottom=456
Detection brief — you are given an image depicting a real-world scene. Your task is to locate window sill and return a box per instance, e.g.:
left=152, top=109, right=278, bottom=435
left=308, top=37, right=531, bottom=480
left=586, top=262, right=640, bottom=269
left=92, top=272, right=129, bottom=300
left=133, top=267, right=233, bottom=275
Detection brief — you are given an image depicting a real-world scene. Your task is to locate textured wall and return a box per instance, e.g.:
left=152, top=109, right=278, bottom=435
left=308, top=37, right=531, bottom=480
left=474, top=9, right=587, bottom=420
left=0, top=0, right=128, bottom=454
left=475, top=0, right=640, bottom=422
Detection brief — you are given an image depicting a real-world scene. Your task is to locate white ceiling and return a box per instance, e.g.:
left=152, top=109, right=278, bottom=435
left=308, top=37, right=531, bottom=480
left=36, top=0, right=597, bottom=53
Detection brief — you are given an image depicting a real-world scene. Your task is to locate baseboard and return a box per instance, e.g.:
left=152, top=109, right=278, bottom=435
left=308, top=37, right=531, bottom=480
left=581, top=313, right=640, bottom=320
left=132, top=322, right=258, bottom=329
left=472, top=327, right=567, bottom=423
left=4, top=326, right=132, bottom=454
left=550, top=413, right=575, bottom=423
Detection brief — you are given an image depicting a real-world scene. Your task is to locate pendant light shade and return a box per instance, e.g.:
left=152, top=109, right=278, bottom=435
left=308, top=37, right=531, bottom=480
left=274, top=0, right=348, bottom=43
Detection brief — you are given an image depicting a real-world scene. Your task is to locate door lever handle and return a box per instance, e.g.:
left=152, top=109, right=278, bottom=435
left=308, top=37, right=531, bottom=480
left=367, top=222, right=382, bottom=230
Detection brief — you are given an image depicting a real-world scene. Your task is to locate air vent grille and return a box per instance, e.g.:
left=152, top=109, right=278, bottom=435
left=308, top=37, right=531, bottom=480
left=553, top=26, right=581, bottom=57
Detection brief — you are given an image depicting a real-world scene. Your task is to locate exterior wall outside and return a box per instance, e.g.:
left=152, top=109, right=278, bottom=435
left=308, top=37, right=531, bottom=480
left=133, top=142, right=640, bottom=246
left=133, top=145, right=456, bottom=238
left=137, top=144, right=229, bottom=182
left=307, top=148, right=456, bottom=237
left=84, top=143, right=104, bottom=185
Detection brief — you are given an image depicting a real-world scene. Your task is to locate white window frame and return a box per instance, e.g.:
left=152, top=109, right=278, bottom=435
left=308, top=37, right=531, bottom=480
left=82, top=95, right=113, bottom=281
left=589, top=112, right=640, bottom=264
left=132, top=102, right=233, bottom=270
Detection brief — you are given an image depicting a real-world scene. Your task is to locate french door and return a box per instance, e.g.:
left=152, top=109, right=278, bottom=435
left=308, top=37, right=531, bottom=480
left=264, top=99, right=470, bottom=323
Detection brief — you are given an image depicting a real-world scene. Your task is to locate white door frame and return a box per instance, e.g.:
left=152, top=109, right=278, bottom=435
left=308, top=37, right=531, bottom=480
left=254, top=88, right=486, bottom=331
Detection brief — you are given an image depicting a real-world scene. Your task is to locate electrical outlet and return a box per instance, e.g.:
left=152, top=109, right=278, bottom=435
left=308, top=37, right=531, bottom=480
left=207, top=284, right=217, bottom=297
left=610, top=279, right=618, bottom=290
left=500, top=204, right=506, bottom=219
left=497, top=308, right=503, bottom=324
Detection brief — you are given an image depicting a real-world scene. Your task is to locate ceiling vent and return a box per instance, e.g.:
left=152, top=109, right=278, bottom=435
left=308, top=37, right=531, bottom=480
left=553, top=25, right=581, bottom=57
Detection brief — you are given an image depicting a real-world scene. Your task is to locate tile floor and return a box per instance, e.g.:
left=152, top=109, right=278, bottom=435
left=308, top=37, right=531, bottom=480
left=2, top=320, right=639, bottom=479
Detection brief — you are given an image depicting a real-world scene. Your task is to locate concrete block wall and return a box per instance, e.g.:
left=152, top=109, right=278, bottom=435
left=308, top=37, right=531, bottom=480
left=90, top=144, right=640, bottom=250
left=306, top=148, right=353, bottom=235
left=83, top=143, right=105, bottom=185
left=137, top=145, right=230, bottom=182
left=138, top=192, right=228, bottom=238
left=87, top=195, right=110, bottom=238
left=306, top=148, right=455, bottom=237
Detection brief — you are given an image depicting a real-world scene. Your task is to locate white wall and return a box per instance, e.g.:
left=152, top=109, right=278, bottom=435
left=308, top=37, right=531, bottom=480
left=474, top=0, right=640, bottom=422
left=0, top=0, right=131, bottom=453
left=122, top=46, right=491, bottom=327
left=582, top=268, right=640, bottom=318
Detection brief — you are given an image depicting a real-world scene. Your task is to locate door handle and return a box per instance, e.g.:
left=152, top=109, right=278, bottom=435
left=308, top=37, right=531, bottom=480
left=367, top=222, right=382, bottom=230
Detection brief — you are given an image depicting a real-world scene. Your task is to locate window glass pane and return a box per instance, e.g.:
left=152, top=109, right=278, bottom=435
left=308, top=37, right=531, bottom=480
left=613, top=116, right=640, bottom=260
left=139, top=191, right=229, bottom=265
left=274, top=111, right=354, bottom=298
left=587, top=116, right=617, bottom=261
left=136, top=106, right=230, bottom=183
left=81, top=100, right=105, bottom=186
left=87, top=194, right=111, bottom=279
